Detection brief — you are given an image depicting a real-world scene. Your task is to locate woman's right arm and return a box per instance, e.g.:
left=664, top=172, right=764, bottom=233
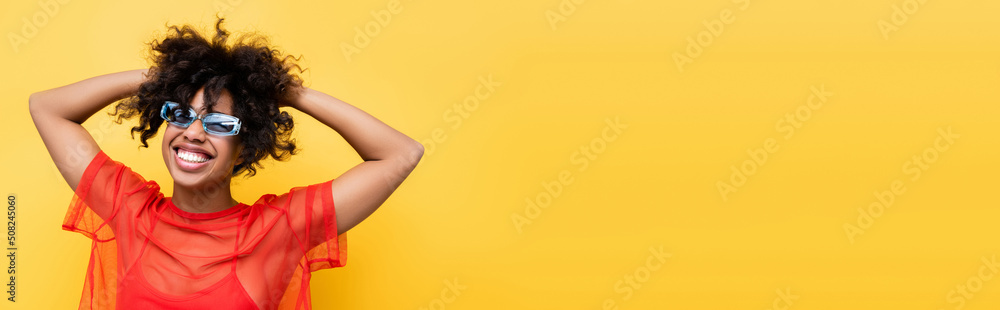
left=29, top=69, right=148, bottom=191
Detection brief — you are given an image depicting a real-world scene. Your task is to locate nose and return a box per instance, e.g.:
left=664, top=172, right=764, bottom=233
left=182, top=119, right=207, bottom=142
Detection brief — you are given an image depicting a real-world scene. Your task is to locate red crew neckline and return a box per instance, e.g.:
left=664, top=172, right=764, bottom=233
left=167, top=198, right=248, bottom=220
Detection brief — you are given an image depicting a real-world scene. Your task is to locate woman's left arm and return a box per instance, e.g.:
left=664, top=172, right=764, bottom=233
left=286, top=87, right=424, bottom=235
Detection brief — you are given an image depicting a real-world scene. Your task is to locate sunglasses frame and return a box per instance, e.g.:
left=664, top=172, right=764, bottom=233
left=159, top=101, right=242, bottom=136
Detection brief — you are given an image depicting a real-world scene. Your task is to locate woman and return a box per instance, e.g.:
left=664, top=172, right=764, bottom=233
left=29, top=18, right=423, bottom=309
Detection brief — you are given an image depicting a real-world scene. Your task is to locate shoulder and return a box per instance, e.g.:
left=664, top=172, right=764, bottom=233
left=70, top=150, right=164, bottom=223
left=104, top=152, right=157, bottom=190
left=77, top=151, right=155, bottom=192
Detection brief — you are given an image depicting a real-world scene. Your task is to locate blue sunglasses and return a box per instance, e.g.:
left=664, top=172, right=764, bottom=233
left=160, top=101, right=242, bottom=136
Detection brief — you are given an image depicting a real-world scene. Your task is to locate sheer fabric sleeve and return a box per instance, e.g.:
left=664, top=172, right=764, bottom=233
left=265, top=180, right=346, bottom=310
left=62, top=150, right=151, bottom=239
left=274, top=179, right=347, bottom=271
left=62, top=150, right=158, bottom=310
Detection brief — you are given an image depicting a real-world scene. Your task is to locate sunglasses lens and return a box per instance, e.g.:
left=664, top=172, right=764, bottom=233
left=172, top=110, right=194, bottom=124
left=163, top=102, right=193, bottom=125
left=161, top=102, right=240, bottom=135
left=205, top=122, right=236, bottom=134
left=204, top=115, right=239, bottom=135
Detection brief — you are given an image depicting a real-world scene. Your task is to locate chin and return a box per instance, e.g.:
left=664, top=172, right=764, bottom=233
left=170, top=168, right=232, bottom=191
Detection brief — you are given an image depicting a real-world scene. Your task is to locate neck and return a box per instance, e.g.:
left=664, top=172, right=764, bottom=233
left=171, top=176, right=239, bottom=213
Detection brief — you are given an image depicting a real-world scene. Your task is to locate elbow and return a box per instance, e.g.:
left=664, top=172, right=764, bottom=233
left=406, top=140, right=425, bottom=166
left=27, top=92, right=42, bottom=118
left=374, top=139, right=424, bottom=166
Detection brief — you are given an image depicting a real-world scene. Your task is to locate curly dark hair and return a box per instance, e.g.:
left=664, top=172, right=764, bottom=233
left=112, top=17, right=303, bottom=177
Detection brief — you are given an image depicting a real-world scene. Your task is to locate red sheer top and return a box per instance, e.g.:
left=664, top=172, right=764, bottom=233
left=62, top=151, right=347, bottom=310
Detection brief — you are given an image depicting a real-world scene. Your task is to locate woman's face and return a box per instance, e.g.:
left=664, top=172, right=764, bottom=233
left=161, top=87, right=243, bottom=190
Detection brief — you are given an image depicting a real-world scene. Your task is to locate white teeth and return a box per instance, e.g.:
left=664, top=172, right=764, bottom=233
left=177, top=149, right=210, bottom=163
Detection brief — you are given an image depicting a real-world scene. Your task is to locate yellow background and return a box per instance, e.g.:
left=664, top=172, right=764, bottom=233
left=2, top=0, right=999, bottom=309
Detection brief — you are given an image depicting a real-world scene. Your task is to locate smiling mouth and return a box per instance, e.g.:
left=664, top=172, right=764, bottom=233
left=174, top=147, right=214, bottom=164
